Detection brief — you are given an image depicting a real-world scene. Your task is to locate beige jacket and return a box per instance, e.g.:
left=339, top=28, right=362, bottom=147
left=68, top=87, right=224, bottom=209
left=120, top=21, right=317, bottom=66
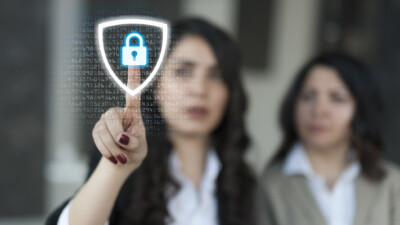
left=257, top=162, right=400, bottom=225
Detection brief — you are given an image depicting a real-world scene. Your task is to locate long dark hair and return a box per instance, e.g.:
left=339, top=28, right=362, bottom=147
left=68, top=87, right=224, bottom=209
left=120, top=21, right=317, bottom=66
left=271, top=52, right=386, bottom=181
left=113, top=18, right=255, bottom=225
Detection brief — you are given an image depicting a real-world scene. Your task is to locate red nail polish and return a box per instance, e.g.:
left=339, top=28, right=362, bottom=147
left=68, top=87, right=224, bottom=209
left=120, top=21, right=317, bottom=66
left=117, top=154, right=127, bottom=164
left=108, top=156, right=118, bottom=164
left=119, top=134, right=129, bottom=145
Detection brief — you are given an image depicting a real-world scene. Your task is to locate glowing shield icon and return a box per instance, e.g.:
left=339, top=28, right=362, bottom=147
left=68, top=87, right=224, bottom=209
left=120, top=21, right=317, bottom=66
left=97, top=17, right=169, bottom=96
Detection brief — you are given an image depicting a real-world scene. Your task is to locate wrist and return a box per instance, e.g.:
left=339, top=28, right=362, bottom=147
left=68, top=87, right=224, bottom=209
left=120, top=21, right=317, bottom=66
left=97, top=157, right=138, bottom=181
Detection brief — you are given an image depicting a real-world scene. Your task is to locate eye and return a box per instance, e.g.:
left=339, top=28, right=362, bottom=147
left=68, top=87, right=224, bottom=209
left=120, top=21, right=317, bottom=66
left=175, top=67, right=191, bottom=77
left=300, top=91, right=315, bottom=102
left=331, top=93, right=346, bottom=103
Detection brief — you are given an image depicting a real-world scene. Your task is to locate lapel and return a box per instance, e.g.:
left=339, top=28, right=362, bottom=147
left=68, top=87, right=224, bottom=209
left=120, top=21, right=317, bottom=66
left=353, top=175, right=377, bottom=225
left=284, top=175, right=327, bottom=225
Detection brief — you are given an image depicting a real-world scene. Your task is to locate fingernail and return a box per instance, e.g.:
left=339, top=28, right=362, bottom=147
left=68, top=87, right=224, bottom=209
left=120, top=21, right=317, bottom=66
left=117, top=154, right=127, bottom=164
left=108, top=156, right=118, bottom=164
left=119, top=134, right=129, bottom=145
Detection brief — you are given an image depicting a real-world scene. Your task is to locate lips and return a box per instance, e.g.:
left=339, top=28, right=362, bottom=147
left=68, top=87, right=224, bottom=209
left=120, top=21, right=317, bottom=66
left=186, top=106, right=208, bottom=119
left=309, top=124, right=326, bottom=132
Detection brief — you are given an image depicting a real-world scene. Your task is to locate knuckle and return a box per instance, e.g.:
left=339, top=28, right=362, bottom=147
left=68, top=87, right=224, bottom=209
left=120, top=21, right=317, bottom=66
left=106, top=107, right=122, bottom=121
left=96, top=124, right=109, bottom=136
left=110, top=146, right=121, bottom=154
left=104, top=109, right=113, bottom=119
left=129, top=137, right=140, bottom=151
left=100, top=149, right=111, bottom=158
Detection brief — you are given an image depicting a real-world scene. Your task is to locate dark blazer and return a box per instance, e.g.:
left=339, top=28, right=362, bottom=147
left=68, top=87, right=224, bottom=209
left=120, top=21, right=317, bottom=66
left=257, top=161, right=400, bottom=225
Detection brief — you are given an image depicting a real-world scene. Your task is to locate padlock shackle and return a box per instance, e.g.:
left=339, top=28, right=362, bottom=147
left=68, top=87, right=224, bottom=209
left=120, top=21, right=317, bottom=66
left=125, top=32, right=145, bottom=47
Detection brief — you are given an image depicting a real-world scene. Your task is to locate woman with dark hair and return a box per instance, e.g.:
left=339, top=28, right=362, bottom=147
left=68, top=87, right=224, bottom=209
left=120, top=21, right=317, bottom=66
left=46, top=18, right=255, bottom=225
left=258, top=53, right=400, bottom=225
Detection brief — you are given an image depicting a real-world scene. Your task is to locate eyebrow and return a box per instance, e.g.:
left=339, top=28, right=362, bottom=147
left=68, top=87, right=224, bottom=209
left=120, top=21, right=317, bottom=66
left=176, top=60, right=195, bottom=68
left=175, top=59, right=219, bottom=70
left=303, top=85, right=350, bottom=93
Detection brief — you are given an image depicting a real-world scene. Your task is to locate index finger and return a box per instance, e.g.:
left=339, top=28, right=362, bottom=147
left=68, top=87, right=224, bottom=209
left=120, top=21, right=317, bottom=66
left=124, top=67, right=142, bottom=127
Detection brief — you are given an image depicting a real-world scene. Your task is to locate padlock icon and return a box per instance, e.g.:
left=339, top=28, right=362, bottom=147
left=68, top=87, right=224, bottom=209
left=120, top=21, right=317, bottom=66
left=121, top=32, right=148, bottom=67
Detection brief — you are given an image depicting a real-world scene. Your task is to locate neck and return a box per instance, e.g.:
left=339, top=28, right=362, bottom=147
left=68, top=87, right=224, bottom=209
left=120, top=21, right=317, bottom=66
left=170, top=132, right=209, bottom=188
left=303, top=142, right=351, bottom=190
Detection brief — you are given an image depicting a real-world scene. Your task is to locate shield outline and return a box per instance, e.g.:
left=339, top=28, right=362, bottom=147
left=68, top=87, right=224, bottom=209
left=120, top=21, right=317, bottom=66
left=97, top=17, right=169, bottom=96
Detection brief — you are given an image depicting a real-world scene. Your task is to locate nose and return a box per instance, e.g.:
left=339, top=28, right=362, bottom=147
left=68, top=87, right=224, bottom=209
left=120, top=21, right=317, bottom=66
left=312, top=97, right=329, bottom=118
left=187, top=70, right=208, bottom=97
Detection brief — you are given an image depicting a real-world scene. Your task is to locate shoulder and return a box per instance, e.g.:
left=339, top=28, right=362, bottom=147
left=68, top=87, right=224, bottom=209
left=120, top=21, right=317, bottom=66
left=258, top=162, right=287, bottom=193
left=261, top=162, right=283, bottom=181
left=361, top=160, right=400, bottom=191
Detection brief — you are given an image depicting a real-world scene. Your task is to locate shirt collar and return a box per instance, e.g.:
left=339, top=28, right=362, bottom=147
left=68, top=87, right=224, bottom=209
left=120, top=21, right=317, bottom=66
left=169, top=148, right=222, bottom=191
left=282, top=142, right=314, bottom=177
left=282, top=142, right=360, bottom=182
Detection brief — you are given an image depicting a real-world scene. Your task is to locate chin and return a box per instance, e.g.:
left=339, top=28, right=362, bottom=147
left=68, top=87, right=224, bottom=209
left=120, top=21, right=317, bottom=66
left=303, top=137, right=337, bottom=150
left=172, top=123, right=213, bottom=137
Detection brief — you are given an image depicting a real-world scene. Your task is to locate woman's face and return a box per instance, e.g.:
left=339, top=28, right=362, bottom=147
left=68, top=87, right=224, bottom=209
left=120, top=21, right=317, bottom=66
left=156, top=34, right=229, bottom=137
left=295, top=65, right=355, bottom=150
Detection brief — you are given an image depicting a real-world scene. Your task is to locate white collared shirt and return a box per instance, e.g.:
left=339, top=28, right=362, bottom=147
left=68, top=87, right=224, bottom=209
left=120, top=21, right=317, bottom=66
left=282, top=142, right=360, bottom=225
left=58, top=149, right=221, bottom=225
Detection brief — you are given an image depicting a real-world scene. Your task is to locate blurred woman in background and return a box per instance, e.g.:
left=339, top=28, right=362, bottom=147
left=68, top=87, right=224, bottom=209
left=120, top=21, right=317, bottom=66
left=46, top=18, right=255, bottom=225
left=259, top=53, right=400, bottom=225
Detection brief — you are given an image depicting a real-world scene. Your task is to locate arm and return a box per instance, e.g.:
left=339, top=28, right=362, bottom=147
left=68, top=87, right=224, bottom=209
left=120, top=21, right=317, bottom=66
left=68, top=157, right=134, bottom=225
left=68, top=67, right=147, bottom=225
left=47, top=150, right=115, bottom=225
left=58, top=200, right=111, bottom=225
left=46, top=149, right=102, bottom=225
